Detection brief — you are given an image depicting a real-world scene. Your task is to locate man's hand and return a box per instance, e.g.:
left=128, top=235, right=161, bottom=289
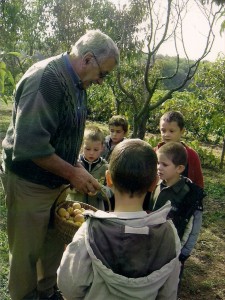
left=70, top=163, right=101, bottom=194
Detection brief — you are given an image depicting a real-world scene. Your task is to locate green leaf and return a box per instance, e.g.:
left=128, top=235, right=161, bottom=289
left=0, top=61, right=6, bottom=70
left=6, top=70, right=15, bottom=88
left=0, top=63, right=6, bottom=94
left=7, top=52, right=21, bottom=58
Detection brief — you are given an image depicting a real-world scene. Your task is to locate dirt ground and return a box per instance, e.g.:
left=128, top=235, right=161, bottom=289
left=1, top=107, right=224, bottom=299
left=177, top=169, right=225, bottom=300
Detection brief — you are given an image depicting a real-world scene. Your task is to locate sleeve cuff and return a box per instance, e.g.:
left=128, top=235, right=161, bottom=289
left=179, top=253, right=190, bottom=263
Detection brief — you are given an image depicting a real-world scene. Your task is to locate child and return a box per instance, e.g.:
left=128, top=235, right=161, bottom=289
left=148, top=142, right=205, bottom=274
left=68, top=125, right=111, bottom=210
left=156, top=111, right=204, bottom=188
left=57, top=139, right=181, bottom=300
left=101, top=115, right=128, bottom=161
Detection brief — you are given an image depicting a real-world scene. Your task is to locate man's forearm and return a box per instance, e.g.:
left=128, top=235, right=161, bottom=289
left=32, top=154, right=101, bottom=194
left=32, top=154, right=75, bottom=182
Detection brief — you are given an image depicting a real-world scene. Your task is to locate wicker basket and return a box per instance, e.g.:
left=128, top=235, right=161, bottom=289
left=54, top=184, right=111, bottom=244
left=55, top=200, right=97, bottom=244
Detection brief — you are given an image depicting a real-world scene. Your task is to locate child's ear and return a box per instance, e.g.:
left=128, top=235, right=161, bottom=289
left=148, top=175, right=159, bottom=192
left=176, top=165, right=185, bottom=174
left=105, top=170, right=113, bottom=187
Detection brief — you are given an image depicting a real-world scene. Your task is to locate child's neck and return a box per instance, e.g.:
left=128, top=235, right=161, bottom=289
left=82, top=155, right=100, bottom=164
left=110, top=138, right=123, bottom=147
left=111, top=140, right=120, bottom=146
left=164, top=175, right=181, bottom=187
left=113, top=191, right=144, bottom=212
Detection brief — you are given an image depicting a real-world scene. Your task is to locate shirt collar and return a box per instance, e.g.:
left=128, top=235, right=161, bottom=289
left=160, top=176, right=187, bottom=194
left=80, top=155, right=101, bottom=171
left=63, top=52, right=84, bottom=90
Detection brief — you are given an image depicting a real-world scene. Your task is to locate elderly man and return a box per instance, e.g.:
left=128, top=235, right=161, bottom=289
left=1, top=29, right=119, bottom=300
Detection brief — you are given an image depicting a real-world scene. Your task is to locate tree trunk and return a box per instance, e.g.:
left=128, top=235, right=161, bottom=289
left=220, top=136, right=225, bottom=169
left=131, top=108, right=149, bottom=140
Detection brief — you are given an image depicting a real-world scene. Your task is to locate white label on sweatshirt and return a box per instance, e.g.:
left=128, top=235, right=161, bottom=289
left=125, top=226, right=149, bottom=235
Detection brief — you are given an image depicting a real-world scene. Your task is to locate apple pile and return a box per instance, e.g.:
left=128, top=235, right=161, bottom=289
left=57, top=202, right=86, bottom=227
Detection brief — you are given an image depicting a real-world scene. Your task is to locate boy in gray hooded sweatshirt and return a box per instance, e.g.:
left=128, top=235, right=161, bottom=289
left=57, top=139, right=181, bottom=300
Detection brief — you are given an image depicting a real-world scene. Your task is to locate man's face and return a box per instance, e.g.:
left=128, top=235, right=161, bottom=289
left=81, top=55, right=116, bottom=89
left=160, top=120, right=184, bottom=143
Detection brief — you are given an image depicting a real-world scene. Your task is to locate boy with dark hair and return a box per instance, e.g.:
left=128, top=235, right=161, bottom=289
left=156, top=111, right=204, bottom=188
left=68, top=125, right=111, bottom=210
left=148, top=142, right=205, bottom=275
left=57, top=139, right=181, bottom=300
left=102, top=115, right=128, bottom=161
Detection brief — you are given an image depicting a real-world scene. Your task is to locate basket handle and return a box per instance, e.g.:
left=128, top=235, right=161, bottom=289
left=99, top=185, right=112, bottom=212
left=54, top=184, right=112, bottom=211
left=49, top=184, right=70, bottom=228
left=55, top=184, right=71, bottom=208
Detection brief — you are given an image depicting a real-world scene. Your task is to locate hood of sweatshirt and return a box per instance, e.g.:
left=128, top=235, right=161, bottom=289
left=83, top=202, right=181, bottom=299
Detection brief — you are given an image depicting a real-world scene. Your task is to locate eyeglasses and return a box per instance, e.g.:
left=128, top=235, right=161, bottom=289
left=92, top=52, right=109, bottom=79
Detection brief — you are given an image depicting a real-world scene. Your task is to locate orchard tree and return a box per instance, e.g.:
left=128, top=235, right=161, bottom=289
left=190, top=58, right=225, bottom=166
left=113, top=0, right=223, bottom=138
left=202, top=0, right=225, bottom=3
left=49, top=0, right=91, bottom=51
left=0, top=0, right=54, bottom=99
left=0, top=0, right=53, bottom=57
left=202, top=0, right=225, bottom=33
left=86, top=0, right=148, bottom=121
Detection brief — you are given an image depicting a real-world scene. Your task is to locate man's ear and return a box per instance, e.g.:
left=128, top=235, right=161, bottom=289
left=148, top=175, right=159, bottom=192
left=82, top=52, right=94, bottom=66
left=105, top=170, right=113, bottom=187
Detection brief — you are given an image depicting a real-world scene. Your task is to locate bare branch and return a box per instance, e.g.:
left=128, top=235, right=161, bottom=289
left=144, top=0, right=173, bottom=93
left=116, top=67, right=138, bottom=111
left=115, top=0, right=223, bottom=138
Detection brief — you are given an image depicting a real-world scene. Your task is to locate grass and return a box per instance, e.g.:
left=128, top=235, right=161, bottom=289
left=0, top=102, right=225, bottom=299
left=0, top=188, right=10, bottom=300
left=0, top=101, right=12, bottom=146
left=1, top=170, right=224, bottom=300
left=178, top=168, right=225, bottom=300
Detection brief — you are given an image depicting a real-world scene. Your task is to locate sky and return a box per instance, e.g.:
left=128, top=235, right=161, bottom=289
left=157, top=2, right=225, bottom=61
left=110, top=0, right=225, bottom=61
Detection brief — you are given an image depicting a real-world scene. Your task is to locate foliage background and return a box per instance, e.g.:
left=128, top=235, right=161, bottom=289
left=0, top=2, right=225, bottom=297
left=0, top=103, right=225, bottom=299
left=1, top=0, right=225, bottom=146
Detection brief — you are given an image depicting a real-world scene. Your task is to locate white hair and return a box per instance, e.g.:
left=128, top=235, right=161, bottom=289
left=71, top=29, right=119, bottom=64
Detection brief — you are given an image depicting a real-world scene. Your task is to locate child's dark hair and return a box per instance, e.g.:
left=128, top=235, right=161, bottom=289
left=109, top=139, right=157, bottom=197
left=157, top=142, right=187, bottom=167
left=108, top=115, right=128, bottom=133
left=160, top=111, right=184, bottom=130
left=83, top=125, right=105, bottom=144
